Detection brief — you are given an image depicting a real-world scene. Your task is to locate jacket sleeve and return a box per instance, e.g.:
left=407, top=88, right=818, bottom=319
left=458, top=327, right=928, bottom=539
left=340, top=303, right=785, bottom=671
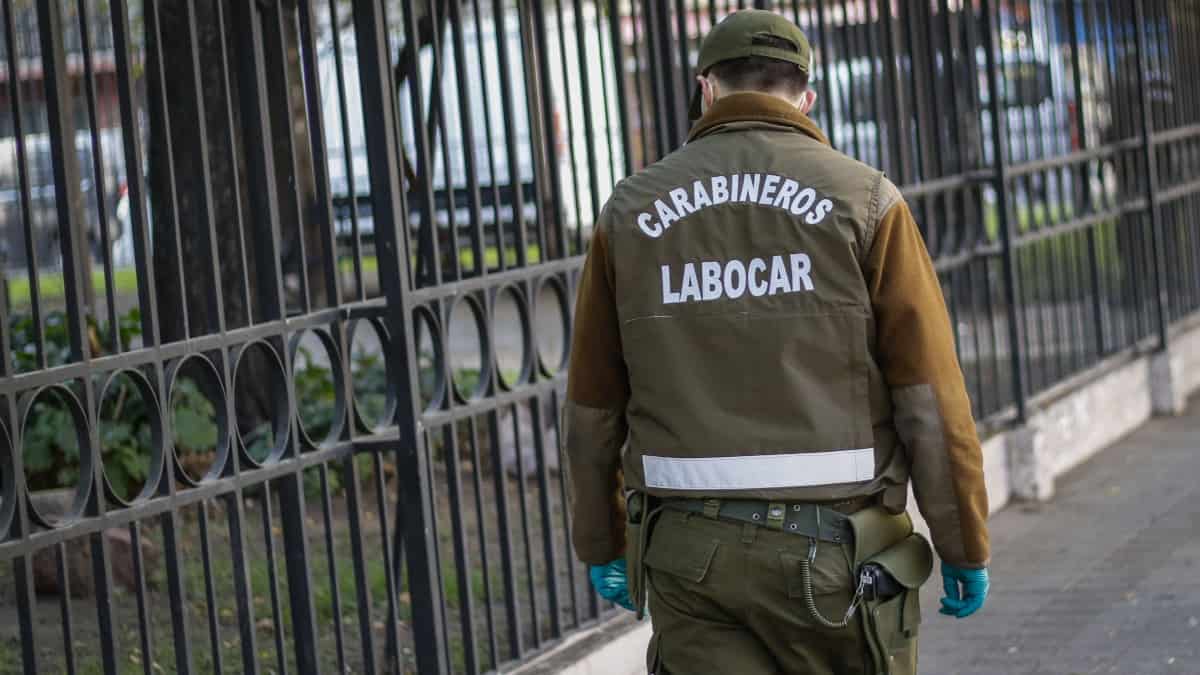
left=864, top=177, right=990, bottom=568
left=563, top=220, right=630, bottom=565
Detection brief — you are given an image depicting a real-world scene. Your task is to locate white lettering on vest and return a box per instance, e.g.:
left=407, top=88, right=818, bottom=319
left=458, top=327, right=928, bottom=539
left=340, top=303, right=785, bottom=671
left=791, top=187, right=817, bottom=216
left=774, top=179, right=799, bottom=210
left=739, top=173, right=761, bottom=203
left=711, top=176, right=729, bottom=204
left=632, top=175, right=836, bottom=238
left=659, top=253, right=815, bottom=305
left=724, top=260, right=747, bottom=299
left=679, top=263, right=702, bottom=302
left=768, top=255, right=791, bottom=295
left=701, top=261, right=722, bottom=301
left=791, top=253, right=814, bottom=291
left=806, top=199, right=834, bottom=225
left=670, top=187, right=694, bottom=216
left=692, top=180, right=713, bottom=210
left=655, top=199, right=679, bottom=230
left=661, top=265, right=680, bottom=304
left=758, top=174, right=781, bottom=206
left=748, top=258, right=769, bottom=297
left=638, top=212, right=663, bottom=238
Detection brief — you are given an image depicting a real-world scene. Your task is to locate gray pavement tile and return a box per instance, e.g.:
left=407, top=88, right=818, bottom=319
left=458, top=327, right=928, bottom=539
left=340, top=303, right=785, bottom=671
left=917, top=395, right=1200, bottom=675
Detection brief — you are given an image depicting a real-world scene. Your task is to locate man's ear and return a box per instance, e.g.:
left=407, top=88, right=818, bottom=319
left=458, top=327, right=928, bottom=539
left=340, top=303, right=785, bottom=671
left=798, top=88, right=818, bottom=115
left=699, top=75, right=718, bottom=109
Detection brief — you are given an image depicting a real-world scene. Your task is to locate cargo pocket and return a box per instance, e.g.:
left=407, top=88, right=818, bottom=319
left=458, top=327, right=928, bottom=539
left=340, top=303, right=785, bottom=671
left=780, top=541, right=859, bottom=631
left=643, top=514, right=719, bottom=619
left=643, top=516, right=719, bottom=584
left=781, top=542, right=854, bottom=597
left=860, top=534, right=932, bottom=674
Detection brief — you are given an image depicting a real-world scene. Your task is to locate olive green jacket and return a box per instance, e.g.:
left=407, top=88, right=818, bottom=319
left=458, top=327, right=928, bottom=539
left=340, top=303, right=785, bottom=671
left=564, top=93, right=989, bottom=569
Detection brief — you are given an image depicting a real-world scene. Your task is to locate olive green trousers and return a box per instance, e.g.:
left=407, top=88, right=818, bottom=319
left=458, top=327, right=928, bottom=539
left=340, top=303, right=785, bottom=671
left=642, top=509, right=919, bottom=674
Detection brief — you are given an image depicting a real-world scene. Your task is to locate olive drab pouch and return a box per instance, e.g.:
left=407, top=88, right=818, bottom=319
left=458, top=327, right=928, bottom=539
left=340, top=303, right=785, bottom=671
left=625, top=492, right=646, bottom=616
left=847, top=508, right=933, bottom=675
left=846, top=507, right=913, bottom=566
left=626, top=492, right=666, bottom=619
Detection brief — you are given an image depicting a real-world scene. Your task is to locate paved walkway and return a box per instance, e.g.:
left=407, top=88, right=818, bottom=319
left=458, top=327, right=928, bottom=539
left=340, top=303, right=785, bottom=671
left=919, top=395, right=1200, bottom=675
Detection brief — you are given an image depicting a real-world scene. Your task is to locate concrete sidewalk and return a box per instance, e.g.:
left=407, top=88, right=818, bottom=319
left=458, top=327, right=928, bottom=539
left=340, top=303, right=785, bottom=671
left=918, top=395, right=1200, bottom=675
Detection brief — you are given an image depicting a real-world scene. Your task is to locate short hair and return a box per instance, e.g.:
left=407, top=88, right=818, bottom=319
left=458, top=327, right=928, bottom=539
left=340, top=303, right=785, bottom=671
left=706, top=34, right=809, bottom=98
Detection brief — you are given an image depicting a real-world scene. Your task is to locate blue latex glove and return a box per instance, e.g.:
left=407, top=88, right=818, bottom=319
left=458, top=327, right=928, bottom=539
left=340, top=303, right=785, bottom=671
left=939, top=562, right=989, bottom=618
left=589, top=558, right=635, bottom=611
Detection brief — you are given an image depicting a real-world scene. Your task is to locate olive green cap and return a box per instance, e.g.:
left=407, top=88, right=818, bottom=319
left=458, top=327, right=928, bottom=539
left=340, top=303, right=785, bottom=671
left=688, top=9, right=812, bottom=121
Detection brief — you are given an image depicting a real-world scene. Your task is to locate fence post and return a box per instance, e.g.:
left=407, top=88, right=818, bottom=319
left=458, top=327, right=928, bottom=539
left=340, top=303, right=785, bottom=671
left=37, top=4, right=125, bottom=675
left=351, top=0, right=449, bottom=673
left=1064, top=0, right=1107, bottom=359
left=608, top=1, right=635, bottom=177
left=978, top=0, right=1026, bottom=421
left=644, top=0, right=681, bottom=157
left=1132, top=0, right=1170, bottom=349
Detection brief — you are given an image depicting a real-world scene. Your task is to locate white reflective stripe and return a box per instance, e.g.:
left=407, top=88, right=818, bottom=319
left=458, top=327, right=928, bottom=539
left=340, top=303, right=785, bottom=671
left=642, top=449, right=875, bottom=491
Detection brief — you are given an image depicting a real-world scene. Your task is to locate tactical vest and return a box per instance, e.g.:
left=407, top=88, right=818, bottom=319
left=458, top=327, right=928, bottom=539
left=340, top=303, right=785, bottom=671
left=606, top=120, right=907, bottom=505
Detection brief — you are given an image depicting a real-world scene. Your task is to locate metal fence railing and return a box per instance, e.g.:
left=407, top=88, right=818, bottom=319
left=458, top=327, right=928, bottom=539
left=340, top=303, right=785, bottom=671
left=627, top=0, right=1200, bottom=427
left=0, top=1, right=1198, bottom=674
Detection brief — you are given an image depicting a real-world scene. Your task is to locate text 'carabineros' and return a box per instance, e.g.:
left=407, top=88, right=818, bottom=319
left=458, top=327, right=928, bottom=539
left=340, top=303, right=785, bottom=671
left=637, top=173, right=835, bottom=238
left=661, top=253, right=814, bottom=305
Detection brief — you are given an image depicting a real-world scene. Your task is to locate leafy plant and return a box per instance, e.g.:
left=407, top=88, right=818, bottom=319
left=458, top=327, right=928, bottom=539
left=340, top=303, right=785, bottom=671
left=13, top=308, right=215, bottom=501
left=351, top=350, right=389, bottom=427
left=98, top=373, right=154, bottom=500
left=294, top=344, right=338, bottom=443
left=21, top=388, right=82, bottom=493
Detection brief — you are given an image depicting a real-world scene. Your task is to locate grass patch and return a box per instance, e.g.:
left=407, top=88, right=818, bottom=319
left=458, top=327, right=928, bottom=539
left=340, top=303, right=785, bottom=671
left=6, top=267, right=140, bottom=308
left=0, top=638, right=19, bottom=673
left=981, top=201, right=1076, bottom=241
left=337, top=245, right=544, bottom=279
left=457, top=245, right=543, bottom=270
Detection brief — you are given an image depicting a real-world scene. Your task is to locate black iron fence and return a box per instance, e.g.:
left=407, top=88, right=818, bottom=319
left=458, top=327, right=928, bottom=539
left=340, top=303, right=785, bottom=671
left=0, top=1, right=1198, bottom=674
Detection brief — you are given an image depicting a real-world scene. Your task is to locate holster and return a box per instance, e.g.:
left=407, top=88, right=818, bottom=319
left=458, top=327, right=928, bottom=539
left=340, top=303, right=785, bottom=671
left=625, top=491, right=662, bottom=619
left=847, top=507, right=933, bottom=675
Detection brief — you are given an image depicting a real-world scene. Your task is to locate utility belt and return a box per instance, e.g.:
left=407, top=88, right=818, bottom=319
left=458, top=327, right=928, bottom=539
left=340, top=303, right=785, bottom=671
left=661, top=495, right=872, bottom=544
left=626, top=492, right=933, bottom=674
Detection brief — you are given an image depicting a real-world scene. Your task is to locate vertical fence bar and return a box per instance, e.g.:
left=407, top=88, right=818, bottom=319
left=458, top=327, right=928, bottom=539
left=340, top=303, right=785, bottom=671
left=3, top=0, right=47, bottom=369
left=224, top=494, right=261, bottom=675
left=108, top=0, right=160, bottom=346
left=526, top=0, right=566, bottom=262
left=1132, top=0, right=1169, bottom=349
left=276, top=472, right=321, bottom=673
left=231, top=0, right=287, bottom=323
left=76, top=0, right=120, bottom=351
left=645, top=0, right=678, bottom=156
left=36, top=0, right=90, bottom=362
left=466, top=417, right=500, bottom=668
left=1065, top=0, right=1105, bottom=359
left=488, top=408, right=522, bottom=658
left=446, top=0, right=488, bottom=277
left=399, top=0, right=444, bottom=286
left=297, top=0, right=343, bottom=307
left=340, top=455, right=377, bottom=674
left=608, top=0, right=634, bottom=177
left=979, top=0, right=1026, bottom=419
left=352, top=0, right=449, bottom=672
